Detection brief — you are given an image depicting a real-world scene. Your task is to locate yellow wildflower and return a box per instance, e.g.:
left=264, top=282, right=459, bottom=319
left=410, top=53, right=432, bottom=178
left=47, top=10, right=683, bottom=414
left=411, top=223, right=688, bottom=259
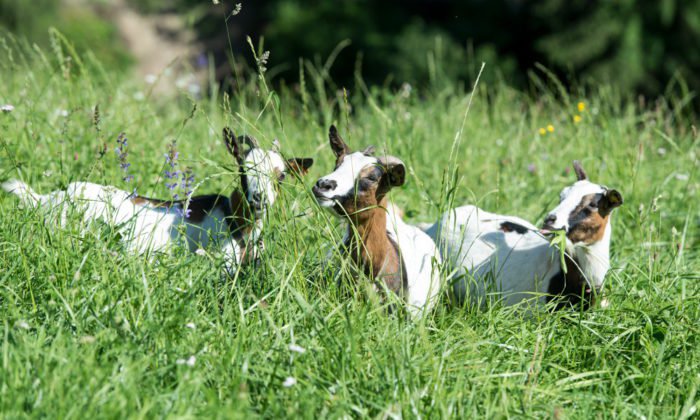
left=539, top=127, right=546, bottom=135
left=547, top=124, right=554, bottom=133
left=577, top=102, right=586, bottom=112
left=573, top=115, right=582, bottom=123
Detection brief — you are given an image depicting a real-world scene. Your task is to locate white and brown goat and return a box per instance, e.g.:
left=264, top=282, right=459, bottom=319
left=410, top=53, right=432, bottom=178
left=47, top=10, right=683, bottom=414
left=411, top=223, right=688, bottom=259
left=2, top=128, right=313, bottom=275
left=424, top=161, right=623, bottom=310
left=313, top=125, right=442, bottom=317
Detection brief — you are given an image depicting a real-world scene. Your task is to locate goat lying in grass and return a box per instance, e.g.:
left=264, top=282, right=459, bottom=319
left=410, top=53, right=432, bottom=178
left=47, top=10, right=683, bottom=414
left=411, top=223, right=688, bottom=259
left=2, top=128, right=313, bottom=275
left=312, top=125, right=442, bottom=317
left=424, top=161, right=623, bottom=310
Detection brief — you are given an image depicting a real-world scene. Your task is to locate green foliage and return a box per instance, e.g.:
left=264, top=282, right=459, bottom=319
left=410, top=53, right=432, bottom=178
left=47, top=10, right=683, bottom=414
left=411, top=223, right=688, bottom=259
left=533, top=0, right=700, bottom=96
left=135, top=0, right=699, bottom=98
left=0, top=38, right=699, bottom=417
left=0, top=0, right=132, bottom=72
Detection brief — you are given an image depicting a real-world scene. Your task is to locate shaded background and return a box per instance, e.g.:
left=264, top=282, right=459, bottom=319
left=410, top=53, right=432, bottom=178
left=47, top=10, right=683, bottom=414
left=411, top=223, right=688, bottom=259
left=1, top=0, right=699, bottom=98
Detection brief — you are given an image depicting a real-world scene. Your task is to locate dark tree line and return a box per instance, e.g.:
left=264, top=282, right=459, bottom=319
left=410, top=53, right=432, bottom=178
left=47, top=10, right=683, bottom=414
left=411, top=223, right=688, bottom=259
left=3, top=0, right=699, bottom=97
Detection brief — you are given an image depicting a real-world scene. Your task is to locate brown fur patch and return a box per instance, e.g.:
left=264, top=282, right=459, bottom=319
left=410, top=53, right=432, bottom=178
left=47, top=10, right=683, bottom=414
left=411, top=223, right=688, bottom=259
left=227, top=190, right=255, bottom=238
left=336, top=165, right=383, bottom=218
left=566, top=193, right=609, bottom=244
left=287, top=158, right=314, bottom=176
left=336, top=163, right=406, bottom=299
left=343, top=195, right=405, bottom=296
left=130, top=196, right=172, bottom=207
left=333, top=152, right=346, bottom=170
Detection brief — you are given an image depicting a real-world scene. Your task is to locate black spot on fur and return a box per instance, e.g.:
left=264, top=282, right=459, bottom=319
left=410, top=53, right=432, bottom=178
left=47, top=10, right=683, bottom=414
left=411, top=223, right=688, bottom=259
left=546, top=256, right=597, bottom=311
left=499, top=221, right=529, bottom=234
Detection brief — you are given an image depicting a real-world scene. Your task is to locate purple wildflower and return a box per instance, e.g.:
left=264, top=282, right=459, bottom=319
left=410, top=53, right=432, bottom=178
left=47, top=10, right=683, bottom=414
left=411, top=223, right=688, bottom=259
left=163, top=141, right=195, bottom=218
left=115, top=132, right=136, bottom=196
left=195, top=53, right=208, bottom=69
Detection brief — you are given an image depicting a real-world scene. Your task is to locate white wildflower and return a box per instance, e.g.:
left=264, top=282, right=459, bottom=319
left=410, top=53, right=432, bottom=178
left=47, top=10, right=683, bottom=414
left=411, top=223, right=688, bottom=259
left=176, top=355, right=196, bottom=366
left=675, top=173, right=689, bottom=181
left=80, top=335, right=96, bottom=344
left=195, top=248, right=206, bottom=256
left=185, top=322, right=196, bottom=329
left=1, top=104, right=14, bottom=113
left=282, top=377, right=297, bottom=387
left=657, top=147, right=667, bottom=156
left=144, top=74, right=157, bottom=84
left=289, top=344, right=306, bottom=354
left=188, top=83, right=201, bottom=96
left=400, top=82, right=412, bottom=98
left=175, top=77, right=188, bottom=89
left=15, top=320, right=30, bottom=329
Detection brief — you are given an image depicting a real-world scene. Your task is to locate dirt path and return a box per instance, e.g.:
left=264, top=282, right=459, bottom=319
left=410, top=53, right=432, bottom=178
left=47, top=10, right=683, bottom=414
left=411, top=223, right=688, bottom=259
left=93, top=0, right=206, bottom=96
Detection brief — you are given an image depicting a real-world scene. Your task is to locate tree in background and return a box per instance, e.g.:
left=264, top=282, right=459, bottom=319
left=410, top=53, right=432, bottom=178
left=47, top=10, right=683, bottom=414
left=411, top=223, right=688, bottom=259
left=2, top=0, right=698, bottom=98
left=532, top=0, right=700, bottom=96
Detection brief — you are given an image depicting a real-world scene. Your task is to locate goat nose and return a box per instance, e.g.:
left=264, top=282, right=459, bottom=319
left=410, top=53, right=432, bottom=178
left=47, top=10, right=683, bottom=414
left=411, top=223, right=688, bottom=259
left=315, top=179, right=336, bottom=192
left=544, top=214, right=557, bottom=226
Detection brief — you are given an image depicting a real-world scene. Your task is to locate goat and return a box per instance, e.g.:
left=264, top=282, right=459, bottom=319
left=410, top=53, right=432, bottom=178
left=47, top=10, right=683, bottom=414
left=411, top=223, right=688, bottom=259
left=2, top=128, right=313, bottom=275
left=312, top=125, right=442, bottom=317
left=424, top=161, right=623, bottom=310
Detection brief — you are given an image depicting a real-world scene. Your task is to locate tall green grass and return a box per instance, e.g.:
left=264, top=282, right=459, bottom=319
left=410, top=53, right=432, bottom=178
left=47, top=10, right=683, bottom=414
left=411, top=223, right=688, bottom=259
left=0, top=33, right=698, bottom=418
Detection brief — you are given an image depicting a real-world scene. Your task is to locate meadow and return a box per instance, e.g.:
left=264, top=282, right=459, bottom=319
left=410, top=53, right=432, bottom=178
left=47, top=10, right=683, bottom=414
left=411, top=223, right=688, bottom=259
left=0, top=35, right=699, bottom=418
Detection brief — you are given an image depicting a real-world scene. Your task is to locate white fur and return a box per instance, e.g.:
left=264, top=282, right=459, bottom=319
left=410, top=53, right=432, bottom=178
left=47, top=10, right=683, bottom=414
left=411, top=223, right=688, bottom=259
left=315, top=152, right=378, bottom=207
left=386, top=207, right=443, bottom=317
left=426, top=179, right=615, bottom=308
left=570, top=221, right=611, bottom=289
left=425, top=205, right=559, bottom=307
left=315, top=154, right=443, bottom=317
left=243, top=149, right=286, bottom=209
left=546, top=180, right=605, bottom=231
left=3, top=180, right=261, bottom=275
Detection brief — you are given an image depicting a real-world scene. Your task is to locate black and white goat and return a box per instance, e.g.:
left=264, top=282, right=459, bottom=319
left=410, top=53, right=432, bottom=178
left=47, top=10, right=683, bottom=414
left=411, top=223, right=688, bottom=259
left=2, top=128, right=313, bottom=274
left=312, top=125, right=442, bottom=316
left=424, top=161, right=623, bottom=309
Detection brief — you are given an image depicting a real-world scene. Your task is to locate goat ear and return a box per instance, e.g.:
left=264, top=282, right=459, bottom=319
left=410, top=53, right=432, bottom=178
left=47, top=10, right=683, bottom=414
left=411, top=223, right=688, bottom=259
left=378, top=156, right=406, bottom=187
left=287, top=158, right=314, bottom=176
left=573, top=160, right=588, bottom=181
left=599, top=189, right=623, bottom=215
left=362, top=145, right=376, bottom=156
left=272, top=139, right=281, bottom=152
left=223, top=127, right=243, bottom=163
left=329, top=125, right=351, bottom=158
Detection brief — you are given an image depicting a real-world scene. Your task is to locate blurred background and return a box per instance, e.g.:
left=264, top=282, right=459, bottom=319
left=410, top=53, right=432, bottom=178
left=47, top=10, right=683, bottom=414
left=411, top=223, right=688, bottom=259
left=1, top=0, right=698, bottom=99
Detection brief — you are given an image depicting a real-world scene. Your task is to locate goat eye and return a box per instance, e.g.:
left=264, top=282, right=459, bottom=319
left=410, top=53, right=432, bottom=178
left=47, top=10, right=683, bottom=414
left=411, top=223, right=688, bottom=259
left=278, top=173, right=286, bottom=182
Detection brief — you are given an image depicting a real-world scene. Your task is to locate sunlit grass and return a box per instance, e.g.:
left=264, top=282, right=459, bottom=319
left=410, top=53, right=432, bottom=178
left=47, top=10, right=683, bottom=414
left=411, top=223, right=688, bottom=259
left=0, top=33, right=698, bottom=417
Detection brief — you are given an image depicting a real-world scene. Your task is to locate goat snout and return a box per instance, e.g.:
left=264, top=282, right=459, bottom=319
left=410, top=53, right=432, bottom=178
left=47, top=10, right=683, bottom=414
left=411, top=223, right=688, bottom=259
left=313, top=179, right=337, bottom=195
left=540, top=214, right=561, bottom=234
